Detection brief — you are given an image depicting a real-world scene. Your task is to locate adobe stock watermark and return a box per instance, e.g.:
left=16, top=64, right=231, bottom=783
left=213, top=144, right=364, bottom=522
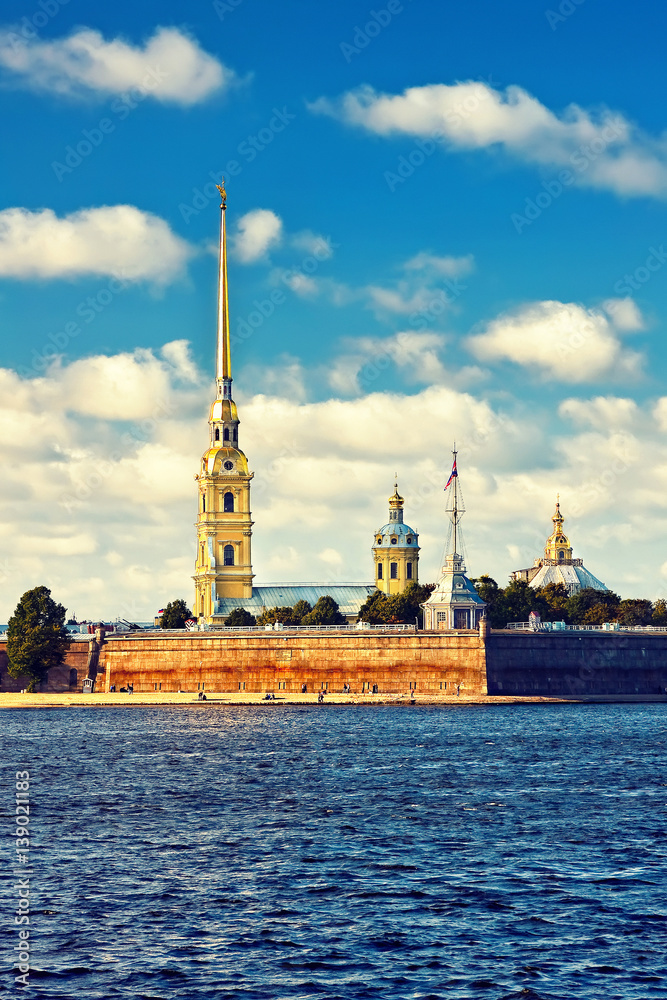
left=213, top=0, right=246, bottom=19
left=59, top=398, right=176, bottom=514
left=567, top=435, right=635, bottom=513
left=355, top=280, right=470, bottom=392
left=252, top=441, right=303, bottom=504
left=231, top=241, right=338, bottom=349
left=408, top=277, right=468, bottom=331
left=612, top=245, right=667, bottom=296
left=14, top=770, right=32, bottom=990
left=340, top=0, right=414, bottom=63
left=409, top=412, right=510, bottom=514
left=17, top=274, right=130, bottom=379
left=51, top=68, right=169, bottom=181
left=384, top=82, right=495, bottom=192
left=4, top=0, right=70, bottom=51
left=179, top=108, right=296, bottom=224
left=511, top=118, right=625, bottom=234
left=545, top=0, right=587, bottom=31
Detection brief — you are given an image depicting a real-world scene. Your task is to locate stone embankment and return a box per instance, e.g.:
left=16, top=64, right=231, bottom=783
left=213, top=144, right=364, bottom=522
left=1, top=620, right=666, bottom=700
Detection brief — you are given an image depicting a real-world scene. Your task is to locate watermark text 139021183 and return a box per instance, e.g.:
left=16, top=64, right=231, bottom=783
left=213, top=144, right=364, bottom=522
left=14, top=770, right=31, bottom=989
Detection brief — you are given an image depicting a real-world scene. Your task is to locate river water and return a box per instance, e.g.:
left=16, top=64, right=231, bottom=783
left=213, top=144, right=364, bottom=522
left=2, top=703, right=666, bottom=999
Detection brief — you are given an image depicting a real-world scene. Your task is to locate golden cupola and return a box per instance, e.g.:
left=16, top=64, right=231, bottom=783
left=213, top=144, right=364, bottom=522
left=544, top=497, right=573, bottom=563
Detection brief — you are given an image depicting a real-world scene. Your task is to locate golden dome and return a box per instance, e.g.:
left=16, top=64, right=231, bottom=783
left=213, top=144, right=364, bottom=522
left=388, top=483, right=404, bottom=508
left=201, top=445, right=249, bottom=477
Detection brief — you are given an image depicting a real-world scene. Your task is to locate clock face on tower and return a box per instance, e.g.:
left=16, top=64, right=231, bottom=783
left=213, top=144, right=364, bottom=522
left=223, top=460, right=234, bottom=471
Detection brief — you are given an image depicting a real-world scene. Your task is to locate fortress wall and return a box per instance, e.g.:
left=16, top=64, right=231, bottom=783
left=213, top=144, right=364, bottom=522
left=0, top=642, right=92, bottom=692
left=486, top=632, right=667, bottom=697
left=98, top=629, right=487, bottom=695
left=4, top=630, right=667, bottom=698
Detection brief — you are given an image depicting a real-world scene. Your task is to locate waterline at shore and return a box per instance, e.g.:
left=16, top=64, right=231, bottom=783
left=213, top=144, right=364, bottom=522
left=2, top=691, right=658, bottom=709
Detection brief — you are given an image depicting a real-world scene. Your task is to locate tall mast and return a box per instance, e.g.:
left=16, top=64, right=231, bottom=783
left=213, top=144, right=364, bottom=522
left=215, top=180, right=232, bottom=393
left=444, top=444, right=463, bottom=558
left=452, top=445, right=458, bottom=555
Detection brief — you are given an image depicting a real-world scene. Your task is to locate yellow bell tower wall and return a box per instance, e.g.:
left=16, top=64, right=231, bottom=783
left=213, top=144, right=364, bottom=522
left=193, top=182, right=254, bottom=621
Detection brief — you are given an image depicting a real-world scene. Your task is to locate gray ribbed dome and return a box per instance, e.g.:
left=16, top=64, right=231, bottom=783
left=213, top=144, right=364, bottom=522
left=373, top=522, right=418, bottom=547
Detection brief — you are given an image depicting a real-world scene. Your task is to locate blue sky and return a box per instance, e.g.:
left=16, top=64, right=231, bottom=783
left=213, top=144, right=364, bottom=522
left=1, top=0, right=667, bottom=620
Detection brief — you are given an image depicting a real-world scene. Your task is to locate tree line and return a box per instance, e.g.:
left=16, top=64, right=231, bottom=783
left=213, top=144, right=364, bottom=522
left=472, top=577, right=667, bottom=629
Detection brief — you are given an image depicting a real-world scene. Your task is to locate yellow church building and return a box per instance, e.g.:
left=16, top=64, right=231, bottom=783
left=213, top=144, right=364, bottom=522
left=193, top=186, right=413, bottom=624
left=372, top=484, right=420, bottom=594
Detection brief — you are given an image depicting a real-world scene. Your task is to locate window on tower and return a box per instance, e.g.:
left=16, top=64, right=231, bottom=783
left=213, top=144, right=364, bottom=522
left=407, top=563, right=412, bottom=580
left=390, top=563, right=398, bottom=579
left=224, top=545, right=234, bottom=566
left=224, top=427, right=230, bottom=442
left=202, top=495, right=206, bottom=513
left=223, top=492, right=234, bottom=513
left=215, top=428, right=220, bottom=441
left=377, top=563, right=383, bottom=579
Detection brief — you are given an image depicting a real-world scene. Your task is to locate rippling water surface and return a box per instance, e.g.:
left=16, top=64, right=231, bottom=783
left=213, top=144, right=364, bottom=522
left=2, top=703, right=667, bottom=999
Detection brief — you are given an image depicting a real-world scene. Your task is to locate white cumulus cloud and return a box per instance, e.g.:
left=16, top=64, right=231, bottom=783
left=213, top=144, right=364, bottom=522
left=0, top=26, right=233, bottom=104
left=310, top=81, right=667, bottom=198
left=601, top=297, right=645, bottom=331
left=0, top=205, right=194, bottom=283
left=559, top=396, right=639, bottom=431
left=327, top=331, right=448, bottom=395
left=468, top=300, right=643, bottom=382
left=231, top=209, right=283, bottom=263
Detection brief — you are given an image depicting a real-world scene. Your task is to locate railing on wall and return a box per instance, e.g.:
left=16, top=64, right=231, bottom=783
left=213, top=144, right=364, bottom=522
left=104, top=623, right=418, bottom=639
left=506, top=621, right=667, bottom=633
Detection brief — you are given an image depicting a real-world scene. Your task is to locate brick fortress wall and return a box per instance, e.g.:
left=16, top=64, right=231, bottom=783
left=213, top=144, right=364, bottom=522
left=98, top=628, right=487, bottom=695
left=2, top=626, right=667, bottom=698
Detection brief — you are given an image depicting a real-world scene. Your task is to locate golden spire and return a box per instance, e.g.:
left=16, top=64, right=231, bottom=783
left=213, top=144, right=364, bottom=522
left=215, top=180, right=231, bottom=383
left=545, top=495, right=572, bottom=562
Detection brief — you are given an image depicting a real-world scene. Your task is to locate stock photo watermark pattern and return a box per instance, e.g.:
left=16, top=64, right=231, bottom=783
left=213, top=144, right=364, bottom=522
left=13, top=771, right=32, bottom=990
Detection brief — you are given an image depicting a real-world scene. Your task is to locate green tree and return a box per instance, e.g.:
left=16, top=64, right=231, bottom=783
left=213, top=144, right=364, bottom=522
left=400, top=582, right=436, bottom=626
left=357, top=590, right=390, bottom=624
left=256, top=606, right=294, bottom=626
left=302, top=596, right=346, bottom=626
left=382, top=593, right=412, bottom=624
left=290, top=600, right=312, bottom=624
left=224, top=607, right=257, bottom=627
left=358, top=584, right=435, bottom=626
left=7, top=586, right=70, bottom=692
left=470, top=575, right=501, bottom=622
left=492, top=580, right=550, bottom=629
left=566, top=587, right=620, bottom=626
left=536, top=582, right=571, bottom=621
left=471, top=575, right=501, bottom=605
left=616, top=598, right=653, bottom=627
left=652, top=599, right=667, bottom=626
left=161, top=600, right=193, bottom=629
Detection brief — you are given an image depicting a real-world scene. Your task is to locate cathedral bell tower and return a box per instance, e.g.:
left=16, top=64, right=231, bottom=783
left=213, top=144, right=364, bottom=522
left=372, top=482, right=420, bottom=594
left=193, top=182, right=254, bottom=621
